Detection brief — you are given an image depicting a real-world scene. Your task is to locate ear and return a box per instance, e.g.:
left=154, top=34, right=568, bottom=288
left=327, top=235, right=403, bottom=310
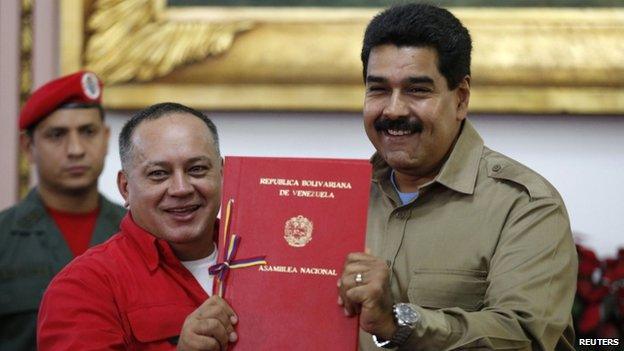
left=19, top=132, right=35, bottom=163
left=455, top=75, right=471, bottom=121
left=117, top=170, right=130, bottom=207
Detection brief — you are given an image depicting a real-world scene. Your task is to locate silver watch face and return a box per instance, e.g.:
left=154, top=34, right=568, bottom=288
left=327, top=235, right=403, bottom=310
left=394, top=303, right=420, bottom=327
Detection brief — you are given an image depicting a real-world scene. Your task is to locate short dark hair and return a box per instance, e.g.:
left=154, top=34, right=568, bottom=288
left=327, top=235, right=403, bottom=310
left=361, top=3, right=472, bottom=90
left=119, top=102, right=220, bottom=170
left=25, top=102, right=105, bottom=137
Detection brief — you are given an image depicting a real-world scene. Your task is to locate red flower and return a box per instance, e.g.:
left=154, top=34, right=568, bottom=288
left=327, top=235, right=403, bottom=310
left=577, top=245, right=601, bottom=278
left=578, top=303, right=601, bottom=334
left=574, top=243, right=624, bottom=338
left=577, top=280, right=609, bottom=303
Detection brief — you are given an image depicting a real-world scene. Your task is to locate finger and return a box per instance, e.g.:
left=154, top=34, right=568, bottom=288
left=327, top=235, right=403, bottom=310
left=347, top=266, right=391, bottom=309
left=196, top=305, right=239, bottom=344
left=192, top=318, right=229, bottom=350
left=343, top=257, right=386, bottom=284
left=337, top=275, right=354, bottom=316
left=338, top=274, right=364, bottom=316
left=337, top=279, right=348, bottom=313
left=349, top=270, right=393, bottom=311
left=342, top=263, right=374, bottom=279
left=213, top=296, right=238, bottom=325
left=342, top=291, right=360, bottom=316
left=345, top=283, right=373, bottom=304
left=343, top=262, right=386, bottom=292
left=213, top=306, right=234, bottom=335
left=340, top=253, right=388, bottom=317
left=345, top=252, right=378, bottom=264
left=184, top=333, right=221, bottom=351
left=196, top=297, right=239, bottom=344
left=197, top=296, right=238, bottom=325
left=338, top=267, right=370, bottom=312
left=346, top=282, right=389, bottom=319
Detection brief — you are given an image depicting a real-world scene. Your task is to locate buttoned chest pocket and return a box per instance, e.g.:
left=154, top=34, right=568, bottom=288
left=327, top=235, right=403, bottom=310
left=127, top=304, right=195, bottom=350
left=407, top=269, right=488, bottom=311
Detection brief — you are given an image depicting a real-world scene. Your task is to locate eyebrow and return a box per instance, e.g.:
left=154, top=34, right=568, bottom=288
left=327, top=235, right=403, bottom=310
left=406, top=76, right=434, bottom=85
left=365, top=75, right=434, bottom=85
left=144, top=156, right=212, bottom=168
left=42, top=123, right=98, bottom=131
left=43, top=127, right=68, bottom=132
left=187, top=156, right=211, bottom=165
left=366, top=75, right=387, bottom=84
left=144, top=161, right=169, bottom=168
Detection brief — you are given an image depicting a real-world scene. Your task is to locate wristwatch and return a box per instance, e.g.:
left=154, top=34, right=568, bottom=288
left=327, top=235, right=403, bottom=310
left=372, top=303, right=420, bottom=349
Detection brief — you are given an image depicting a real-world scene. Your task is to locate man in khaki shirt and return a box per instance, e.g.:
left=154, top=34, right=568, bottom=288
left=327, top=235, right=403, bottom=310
left=338, top=3, right=577, bottom=350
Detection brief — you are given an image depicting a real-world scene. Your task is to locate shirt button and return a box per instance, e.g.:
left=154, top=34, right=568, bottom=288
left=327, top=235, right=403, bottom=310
left=492, top=164, right=502, bottom=172
left=394, top=212, right=407, bottom=219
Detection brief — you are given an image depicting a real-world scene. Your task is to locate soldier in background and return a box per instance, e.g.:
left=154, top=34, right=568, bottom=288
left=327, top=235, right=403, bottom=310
left=0, top=71, right=125, bottom=350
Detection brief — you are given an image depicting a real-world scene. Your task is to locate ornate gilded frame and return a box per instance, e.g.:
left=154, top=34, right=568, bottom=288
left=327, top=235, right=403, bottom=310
left=61, top=0, right=624, bottom=114
left=19, top=0, right=34, bottom=198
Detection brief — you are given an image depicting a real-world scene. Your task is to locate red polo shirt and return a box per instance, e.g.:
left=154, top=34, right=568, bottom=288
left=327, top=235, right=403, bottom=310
left=38, top=213, right=210, bottom=350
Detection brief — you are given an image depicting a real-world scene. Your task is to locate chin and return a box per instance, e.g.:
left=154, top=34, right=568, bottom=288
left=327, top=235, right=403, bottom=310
left=383, top=153, right=418, bottom=168
left=59, top=183, right=97, bottom=195
left=174, top=233, right=210, bottom=246
left=172, top=224, right=211, bottom=241
left=61, top=175, right=97, bottom=186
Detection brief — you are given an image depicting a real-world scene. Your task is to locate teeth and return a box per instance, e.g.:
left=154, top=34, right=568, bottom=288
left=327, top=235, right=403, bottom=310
left=387, top=129, right=413, bottom=136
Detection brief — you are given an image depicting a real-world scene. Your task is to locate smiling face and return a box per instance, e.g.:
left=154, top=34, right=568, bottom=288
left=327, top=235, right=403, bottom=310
left=117, top=113, right=222, bottom=260
left=363, top=45, right=470, bottom=188
left=25, top=107, right=109, bottom=195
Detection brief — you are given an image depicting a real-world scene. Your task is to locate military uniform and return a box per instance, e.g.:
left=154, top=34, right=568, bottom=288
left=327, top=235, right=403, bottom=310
left=0, top=189, right=125, bottom=350
left=359, top=120, right=577, bottom=351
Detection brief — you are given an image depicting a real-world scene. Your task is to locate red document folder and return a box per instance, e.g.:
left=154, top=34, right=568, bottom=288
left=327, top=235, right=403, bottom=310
left=213, top=156, right=372, bottom=351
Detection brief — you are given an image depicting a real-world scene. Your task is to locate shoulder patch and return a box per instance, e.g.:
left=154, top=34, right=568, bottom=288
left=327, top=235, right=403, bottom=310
left=485, top=157, right=552, bottom=200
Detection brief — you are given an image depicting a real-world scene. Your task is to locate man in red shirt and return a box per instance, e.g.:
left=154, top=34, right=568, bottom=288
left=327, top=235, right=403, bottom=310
left=0, top=71, right=125, bottom=351
left=38, top=102, right=236, bottom=351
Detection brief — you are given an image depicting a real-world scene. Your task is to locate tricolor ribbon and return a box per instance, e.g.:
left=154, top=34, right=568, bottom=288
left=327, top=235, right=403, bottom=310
left=209, top=199, right=267, bottom=297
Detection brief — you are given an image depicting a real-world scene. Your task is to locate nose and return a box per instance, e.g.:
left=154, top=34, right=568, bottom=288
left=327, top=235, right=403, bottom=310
left=168, top=171, right=194, bottom=197
left=67, top=131, right=86, bottom=158
left=383, top=90, right=409, bottom=119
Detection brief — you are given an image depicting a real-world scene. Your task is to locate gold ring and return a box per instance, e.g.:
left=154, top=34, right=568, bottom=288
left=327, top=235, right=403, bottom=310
left=355, top=272, right=364, bottom=284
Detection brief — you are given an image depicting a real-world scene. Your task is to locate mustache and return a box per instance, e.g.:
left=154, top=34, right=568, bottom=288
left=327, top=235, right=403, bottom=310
left=374, top=117, right=423, bottom=133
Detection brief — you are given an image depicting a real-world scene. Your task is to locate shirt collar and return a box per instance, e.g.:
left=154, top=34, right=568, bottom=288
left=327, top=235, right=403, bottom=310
left=390, top=169, right=419, bottom=205
left=120, top=213, right=163, bottom=271
left=120, top=213, right=220, bottom=272
left=435, top=120, right=484, bottom=195
left=371, top=119, right=484, bottom=195
left=14, top=188, right=108, bottom=229
left=14, top=188, right=48, bottom=229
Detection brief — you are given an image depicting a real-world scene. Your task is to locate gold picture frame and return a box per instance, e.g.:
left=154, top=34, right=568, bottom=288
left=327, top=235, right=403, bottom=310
left=61, top=0, right=624, bottom=114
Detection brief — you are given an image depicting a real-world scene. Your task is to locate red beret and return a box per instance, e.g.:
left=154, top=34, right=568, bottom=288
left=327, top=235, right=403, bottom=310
left=19, top=71, right=103, bottom=130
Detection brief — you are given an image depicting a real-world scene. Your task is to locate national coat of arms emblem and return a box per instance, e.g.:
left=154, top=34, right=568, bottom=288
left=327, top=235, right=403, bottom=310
left=284, top=215, right=313, bottom=248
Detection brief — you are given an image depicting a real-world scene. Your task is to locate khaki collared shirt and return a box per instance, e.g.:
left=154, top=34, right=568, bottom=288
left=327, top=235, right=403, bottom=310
left=359, top=121, right=577, bottom=351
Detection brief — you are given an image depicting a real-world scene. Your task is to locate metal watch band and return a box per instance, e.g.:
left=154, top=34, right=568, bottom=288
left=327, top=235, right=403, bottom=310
left=372, top=334, right=393, bottom=348
left=372, top=325, right=414, bottom=349
left=372, top=326, right=413, bottom=349
left=389, top=325, right=414, bottom=347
